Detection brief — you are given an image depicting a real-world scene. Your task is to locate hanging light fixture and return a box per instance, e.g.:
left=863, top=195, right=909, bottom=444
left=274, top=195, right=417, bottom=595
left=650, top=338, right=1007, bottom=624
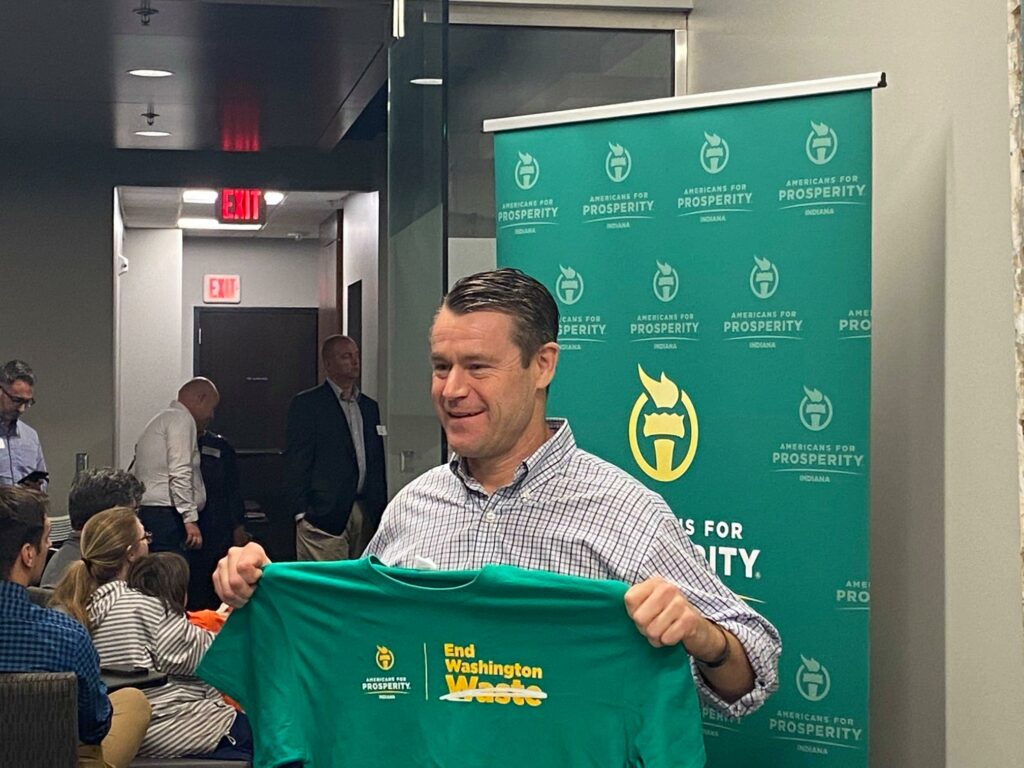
left=132, top=0, right=159, bottom=26
left=135, top=106, right=170, bottom=137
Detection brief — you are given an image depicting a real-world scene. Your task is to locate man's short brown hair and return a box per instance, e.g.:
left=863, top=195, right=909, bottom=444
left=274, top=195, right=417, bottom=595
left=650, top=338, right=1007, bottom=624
left=0, top=486, right=47, bottom=580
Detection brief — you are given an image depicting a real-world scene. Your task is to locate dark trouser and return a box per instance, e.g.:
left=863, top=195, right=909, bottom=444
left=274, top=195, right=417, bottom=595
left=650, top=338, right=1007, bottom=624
left=186, top=712, right=254, bottom=761
left=138, top=506, right=185, bottom=553
left=188, top=532, right=230, bottom=610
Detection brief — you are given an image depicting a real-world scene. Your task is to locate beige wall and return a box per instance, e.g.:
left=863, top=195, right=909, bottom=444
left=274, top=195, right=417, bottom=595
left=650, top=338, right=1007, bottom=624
left=117, top=229, right=183, bottom=468
left=690, top=2, right=1024, bottom=766
left=342, top=191, right=382, bottom=399
left=0, top=165, right=118, bottom=517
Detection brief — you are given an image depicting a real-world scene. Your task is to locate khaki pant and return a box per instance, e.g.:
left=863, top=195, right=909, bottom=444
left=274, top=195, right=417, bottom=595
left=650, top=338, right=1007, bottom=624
left=78, top=687, right=152, bottom=768
left=296, top=501, right=366, bottom=562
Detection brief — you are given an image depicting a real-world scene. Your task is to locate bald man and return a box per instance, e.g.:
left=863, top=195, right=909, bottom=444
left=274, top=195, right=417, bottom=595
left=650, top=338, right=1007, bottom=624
left=133, top=378, right=220, bottom=553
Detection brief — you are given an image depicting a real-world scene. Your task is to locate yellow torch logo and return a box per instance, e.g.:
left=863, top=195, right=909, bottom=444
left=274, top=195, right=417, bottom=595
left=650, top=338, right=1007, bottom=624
left=628, top=365, right=699, bottom=482
left=375, top=646, right=395, bottom=671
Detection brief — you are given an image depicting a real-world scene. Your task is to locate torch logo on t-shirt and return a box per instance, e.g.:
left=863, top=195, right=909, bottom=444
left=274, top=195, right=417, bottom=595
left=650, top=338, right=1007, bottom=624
left=376, top=646, right=395, bottom=671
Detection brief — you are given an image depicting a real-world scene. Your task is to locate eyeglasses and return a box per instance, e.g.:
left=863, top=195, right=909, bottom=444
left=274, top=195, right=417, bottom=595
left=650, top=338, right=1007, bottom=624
left=1, top=386, right=35, bottom=409
left=140, top=531, right=153, bottom=544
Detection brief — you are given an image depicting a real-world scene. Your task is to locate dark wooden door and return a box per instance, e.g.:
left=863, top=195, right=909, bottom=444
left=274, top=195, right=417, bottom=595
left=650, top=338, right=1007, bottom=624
left=193, top=307, right=318, bottom=562
left=194, top=307, right=318, bottom=451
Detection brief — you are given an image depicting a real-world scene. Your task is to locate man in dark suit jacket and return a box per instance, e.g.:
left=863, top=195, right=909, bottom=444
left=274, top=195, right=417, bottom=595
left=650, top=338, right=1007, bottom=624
left=189, top=429, right=248, bottom=608
left=286, top=335, right=387, bottom=561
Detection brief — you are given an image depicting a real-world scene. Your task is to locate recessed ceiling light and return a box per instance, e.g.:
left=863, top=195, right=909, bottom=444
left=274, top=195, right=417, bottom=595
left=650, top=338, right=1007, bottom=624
left=134, top=130, right=171, bottom=137
left=264, top=191, right=285, bottom=205
left=128, top=68, right=173, bottom=78
left=182, top=189, right=219, bottom=204
left=178, top=217, right=262, bottom=231
left=410, top=78, right=443, bottom=86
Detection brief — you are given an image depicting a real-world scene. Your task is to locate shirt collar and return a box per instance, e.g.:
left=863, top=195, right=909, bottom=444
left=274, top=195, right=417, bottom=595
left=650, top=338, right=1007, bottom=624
left=448, top=418, right=574, bottom=490
left=327, top=378, right=360, bottom=403
left=0, top=580, right=30, bottom=603
left=0, top=420, right=20, bottom=438
left=169, top=400, right=191, bottom=415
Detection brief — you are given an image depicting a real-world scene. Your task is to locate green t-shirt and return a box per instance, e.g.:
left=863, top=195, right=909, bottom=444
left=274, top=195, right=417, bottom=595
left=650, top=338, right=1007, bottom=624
left=198, top=559, right=706, bottom=768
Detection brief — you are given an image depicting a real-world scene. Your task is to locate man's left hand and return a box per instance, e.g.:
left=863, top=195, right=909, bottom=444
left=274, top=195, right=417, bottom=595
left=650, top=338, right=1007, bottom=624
left=184, top=521, right=203, bottom=550
left=625, top=576, right=756, bottom=703
left=624, top=576, right=724, bottom=659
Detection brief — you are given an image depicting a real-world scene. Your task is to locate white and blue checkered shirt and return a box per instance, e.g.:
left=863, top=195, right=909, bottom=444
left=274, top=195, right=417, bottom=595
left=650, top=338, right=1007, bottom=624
left=369, top=419, right=781, bottom=717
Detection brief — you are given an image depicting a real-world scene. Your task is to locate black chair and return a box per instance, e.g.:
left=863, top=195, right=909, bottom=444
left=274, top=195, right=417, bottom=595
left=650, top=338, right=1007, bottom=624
left=0, top=671, right=78, bottom=768
left=0, top=671, right=250, bottom=768
left=26, top=585, right=53, bottom=607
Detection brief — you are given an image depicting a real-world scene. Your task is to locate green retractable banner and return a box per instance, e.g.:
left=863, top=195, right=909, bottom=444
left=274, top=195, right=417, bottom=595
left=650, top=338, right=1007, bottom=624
left=490, top=81, right=876, bottom=767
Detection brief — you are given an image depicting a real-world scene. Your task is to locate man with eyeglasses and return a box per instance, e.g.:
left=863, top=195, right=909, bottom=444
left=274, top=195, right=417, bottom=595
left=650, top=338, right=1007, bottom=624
left=0, top=360, right=47, bottom=491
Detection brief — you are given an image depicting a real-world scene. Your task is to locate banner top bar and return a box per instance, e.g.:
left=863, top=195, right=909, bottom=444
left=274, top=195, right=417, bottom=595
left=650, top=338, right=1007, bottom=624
left=483, top=72, right=886, bottom=134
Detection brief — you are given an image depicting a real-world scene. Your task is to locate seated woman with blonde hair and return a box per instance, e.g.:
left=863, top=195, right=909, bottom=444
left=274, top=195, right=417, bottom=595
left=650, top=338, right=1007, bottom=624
left=52, top=507, right=251, bottom=760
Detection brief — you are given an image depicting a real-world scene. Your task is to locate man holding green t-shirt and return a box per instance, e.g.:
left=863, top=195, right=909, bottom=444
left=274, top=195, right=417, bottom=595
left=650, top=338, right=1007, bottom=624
left=215, top=268, right=780, bottom=720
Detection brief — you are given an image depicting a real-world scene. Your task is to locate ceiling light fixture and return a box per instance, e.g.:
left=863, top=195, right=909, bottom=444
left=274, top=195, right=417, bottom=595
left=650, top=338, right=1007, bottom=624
left=264, top=191, right=285, bottom=206
left=178, top=217, right=262, bottom=231
left=132, top=0, right=159, bottom=26
left=128, top=68, right=173, bottom=78
left=135, top=106, right=170, bottom=137
left=182, top=189, right=219, bottom=204
left=410, top=78, right=443, bottom=86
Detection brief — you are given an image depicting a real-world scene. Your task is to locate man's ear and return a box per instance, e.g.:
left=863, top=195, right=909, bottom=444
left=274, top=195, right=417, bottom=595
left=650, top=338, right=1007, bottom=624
left=533, top=342, right=560, bottom=390
left=19, top=541, right=37, bottom=570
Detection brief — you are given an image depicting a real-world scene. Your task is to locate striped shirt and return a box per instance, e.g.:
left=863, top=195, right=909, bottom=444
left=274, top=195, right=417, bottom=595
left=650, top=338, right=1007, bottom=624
left=87, top=581, right=235, bottom=757
left=0, top=580, right=111, bottom=744
left=369, top=419, right=781, bottom=718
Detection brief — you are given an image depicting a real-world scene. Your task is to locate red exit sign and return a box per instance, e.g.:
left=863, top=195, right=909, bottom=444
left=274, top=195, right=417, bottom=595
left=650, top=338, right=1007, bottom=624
left=219, top=188, right=265, bottom=224
left=204, top=274, right=241, bottom=304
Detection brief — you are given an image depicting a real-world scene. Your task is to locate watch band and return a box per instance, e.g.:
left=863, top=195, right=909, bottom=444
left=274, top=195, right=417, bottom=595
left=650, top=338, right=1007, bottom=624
left=695, top=623, right=731, bottom=669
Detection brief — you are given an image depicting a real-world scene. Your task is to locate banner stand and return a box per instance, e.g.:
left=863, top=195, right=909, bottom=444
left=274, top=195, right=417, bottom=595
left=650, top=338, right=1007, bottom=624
left=487, top=73, right=884, bottom=767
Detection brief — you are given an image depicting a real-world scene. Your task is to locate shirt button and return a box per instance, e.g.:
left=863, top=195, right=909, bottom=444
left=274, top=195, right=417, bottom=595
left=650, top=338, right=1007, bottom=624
left=521, top=489, right=532, bottom=500
left=483, top=511, right=497, bottom=523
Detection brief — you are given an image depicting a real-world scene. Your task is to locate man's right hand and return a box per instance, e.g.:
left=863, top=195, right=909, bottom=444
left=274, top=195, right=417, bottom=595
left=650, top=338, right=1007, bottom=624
left=213, top=542, right=272, bottom=609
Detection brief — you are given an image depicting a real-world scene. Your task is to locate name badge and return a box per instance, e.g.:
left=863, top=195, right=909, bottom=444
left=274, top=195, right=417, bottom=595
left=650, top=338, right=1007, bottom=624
left=0, top=438, right=5, bottom=450
left=376, top=425, right=388, bottom=436
left=201, top=446, right=222, bottom=458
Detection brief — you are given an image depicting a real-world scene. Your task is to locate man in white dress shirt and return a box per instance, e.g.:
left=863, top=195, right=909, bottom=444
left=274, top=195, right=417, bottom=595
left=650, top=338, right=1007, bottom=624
left=133, top=378, right=219, bottom=553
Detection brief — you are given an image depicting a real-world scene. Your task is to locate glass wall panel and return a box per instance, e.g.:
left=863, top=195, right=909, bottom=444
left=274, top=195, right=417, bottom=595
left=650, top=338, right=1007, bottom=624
left=386, top=0, right=448, bottom=493
left=448, top=27, right=673, bottom=252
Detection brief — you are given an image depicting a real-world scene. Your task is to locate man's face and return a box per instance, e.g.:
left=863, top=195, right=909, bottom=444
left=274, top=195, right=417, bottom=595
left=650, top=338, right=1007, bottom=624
left=430, top=308, right=548, bottom=463
left=325, top=340, right=361, bottom=385
left=0, top=379, right=34, bottom=424
left=28, top=517, right=51, bottom=585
